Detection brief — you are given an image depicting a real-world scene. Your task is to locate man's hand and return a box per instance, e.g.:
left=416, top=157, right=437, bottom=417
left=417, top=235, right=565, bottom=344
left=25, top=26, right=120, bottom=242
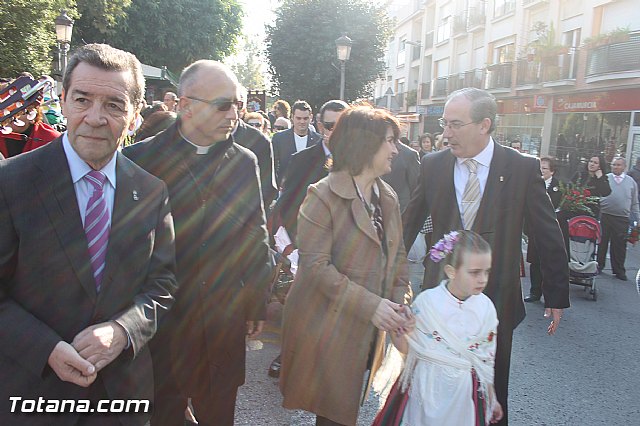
left=246, top=320, right=264, bottom=339
left=72, top=321, right=127, bottom=372
left=48, top=341, right=97, bottom=387
left=371, top=299, right=406, bottom=332
left=544, top=308, right=563, bottom=335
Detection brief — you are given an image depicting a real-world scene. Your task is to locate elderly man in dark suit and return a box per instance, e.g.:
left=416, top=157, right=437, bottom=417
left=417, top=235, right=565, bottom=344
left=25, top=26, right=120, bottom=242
left=232, top=91, right=278, bottom=208
left=381, top=137, right=420, bottom=212
left=124, top=60, right=271, bottom=426
left=403, top=88, right=569, bottom=425
left=526, top=156, right=563, bottom=302
left=271, top=100, right=322, bottom=186
left=0, top=44, right=178, bottom=425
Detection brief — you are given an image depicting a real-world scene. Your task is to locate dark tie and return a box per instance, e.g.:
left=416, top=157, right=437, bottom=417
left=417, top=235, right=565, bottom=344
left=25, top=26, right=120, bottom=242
left=462, top=159, right=481, bottom=230
left=84, top=171, right=110, bottom=291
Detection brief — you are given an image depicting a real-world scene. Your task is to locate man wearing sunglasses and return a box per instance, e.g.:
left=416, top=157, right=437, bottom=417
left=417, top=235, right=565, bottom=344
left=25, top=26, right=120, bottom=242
left=268, top=99, right=348, bottom=379
left=402, top=88, right=569, bottom=426
left=271, top=100, right=322, bottom=187
left=124, top=60, right=271, bottom=426
left=273, top=117, right=291, bottom=132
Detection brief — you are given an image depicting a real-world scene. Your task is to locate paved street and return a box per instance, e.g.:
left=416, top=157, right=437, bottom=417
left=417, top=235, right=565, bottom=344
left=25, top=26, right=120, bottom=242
left=235, top=243, right=640, bottom=425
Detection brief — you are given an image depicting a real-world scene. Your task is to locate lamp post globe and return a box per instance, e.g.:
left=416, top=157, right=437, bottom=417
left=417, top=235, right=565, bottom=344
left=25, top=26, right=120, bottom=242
left=54, top=10, right=74, bottom=78
left=335, top=35, right=353, bottom=101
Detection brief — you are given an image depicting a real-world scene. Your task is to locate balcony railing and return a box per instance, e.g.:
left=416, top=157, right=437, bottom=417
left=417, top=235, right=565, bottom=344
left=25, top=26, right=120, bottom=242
left=541, top=51, right=579, bottom=81
left=411, top=44, right=422, bottom=62
left=468, top=5, right=486, bottom=29
left=447, top=69, right=486, bottom=92
left=453, top=15, right=467, bottom=35
left=420, top=82, right=431, bottom=99
left=586, top=36, right=640, bottom=77
left=486, top=62, right=512, bottom=89
left=424, top=31, right=434, bottom=49
left=434, top=77, right=449, bottom=97
left=494, top=1, right=515, bottom=18
left=515, top=59, right=540, bottom=85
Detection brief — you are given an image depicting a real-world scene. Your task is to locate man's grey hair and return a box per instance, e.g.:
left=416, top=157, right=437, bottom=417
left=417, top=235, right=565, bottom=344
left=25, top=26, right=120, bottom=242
left=63, top=44, right=145, bottom=109
left=612, top=156, right=627, bottom=166
left=178, top=60, right=238, bottom=97
left=446, top=88, right=497, bottom=134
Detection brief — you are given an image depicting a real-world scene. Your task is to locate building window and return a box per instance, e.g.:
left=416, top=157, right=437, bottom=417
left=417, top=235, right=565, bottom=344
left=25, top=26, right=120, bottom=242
left=494, top=0, right=515, bottom=19
left=495, top=43, right=515, bottom=63
left=397, top=39, right=406, bottom=67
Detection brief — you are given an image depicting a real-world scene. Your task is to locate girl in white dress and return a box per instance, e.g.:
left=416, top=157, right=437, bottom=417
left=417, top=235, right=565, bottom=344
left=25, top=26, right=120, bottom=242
left=392, top=230, right=503, bottom=425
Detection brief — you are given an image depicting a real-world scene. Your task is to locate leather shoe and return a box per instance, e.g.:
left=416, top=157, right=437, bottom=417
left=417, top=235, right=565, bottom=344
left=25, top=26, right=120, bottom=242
left=268, top=354, right=281, bottom=378
left=615, top=273, right=628, bottom=281
left=524, top=295, right=541, bottom=302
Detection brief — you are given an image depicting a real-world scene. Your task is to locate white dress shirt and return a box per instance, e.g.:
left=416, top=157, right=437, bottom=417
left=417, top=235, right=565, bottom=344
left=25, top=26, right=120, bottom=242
left=63, top=133, right=117, bottom=225
left=454, top=138, right=495, bottom=213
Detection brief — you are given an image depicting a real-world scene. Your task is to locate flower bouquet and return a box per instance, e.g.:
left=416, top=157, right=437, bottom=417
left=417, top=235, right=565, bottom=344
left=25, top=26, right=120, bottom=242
left=558, top=182, right=600, bottom=216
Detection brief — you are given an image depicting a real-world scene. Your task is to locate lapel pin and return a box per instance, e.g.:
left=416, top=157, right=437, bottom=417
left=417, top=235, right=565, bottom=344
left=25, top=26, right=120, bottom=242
left=499, top=176, right=504, bottom=182
left=132, top=190, right=139, bottom=201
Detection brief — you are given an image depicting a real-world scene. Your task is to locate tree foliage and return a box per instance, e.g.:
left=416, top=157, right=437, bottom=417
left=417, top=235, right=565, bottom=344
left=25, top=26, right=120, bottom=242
left=266, top=0, right=392, bottom=111
left=81, top=0, right=243, bottom=74
left=0, top=0, right=66, bottom=77
left=228, top=36, right=266, bottom=90
left=74, top=0, right=131, bottom=40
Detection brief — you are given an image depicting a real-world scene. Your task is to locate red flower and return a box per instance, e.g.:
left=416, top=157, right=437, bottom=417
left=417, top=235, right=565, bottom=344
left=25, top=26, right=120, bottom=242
left=584, top=189, right=591, bottom=196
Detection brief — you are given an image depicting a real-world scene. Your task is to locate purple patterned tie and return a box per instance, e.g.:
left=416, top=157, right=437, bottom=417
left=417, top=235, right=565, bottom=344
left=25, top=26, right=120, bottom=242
left=83, top=170, right=110, bottom=291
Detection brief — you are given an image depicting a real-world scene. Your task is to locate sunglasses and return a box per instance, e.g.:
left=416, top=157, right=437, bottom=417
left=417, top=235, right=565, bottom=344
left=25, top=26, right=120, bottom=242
left=322, top=121, right=336, bottom=131
left=274, top=125, right=287, bottom=131
left=247, top=122, right=262, bottom=128
left=186, top=96, right=244, bottom=112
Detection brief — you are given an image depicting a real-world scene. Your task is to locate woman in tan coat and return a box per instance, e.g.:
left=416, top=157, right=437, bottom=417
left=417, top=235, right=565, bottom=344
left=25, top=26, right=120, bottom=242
left=280, top=106, right=413, bottom=426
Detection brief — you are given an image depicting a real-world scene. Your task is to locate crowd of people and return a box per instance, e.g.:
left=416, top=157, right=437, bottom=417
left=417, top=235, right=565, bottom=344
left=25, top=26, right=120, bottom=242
left=0, top=42, right=636, bottom=426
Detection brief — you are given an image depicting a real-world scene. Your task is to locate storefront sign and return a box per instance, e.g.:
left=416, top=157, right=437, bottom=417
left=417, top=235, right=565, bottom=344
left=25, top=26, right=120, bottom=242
left=553, top=89, right=640, bottom=112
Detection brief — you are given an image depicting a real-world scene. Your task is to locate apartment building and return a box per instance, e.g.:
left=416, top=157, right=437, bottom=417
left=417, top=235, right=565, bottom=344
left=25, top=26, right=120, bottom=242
left=375, top=0, right=640, bottom=167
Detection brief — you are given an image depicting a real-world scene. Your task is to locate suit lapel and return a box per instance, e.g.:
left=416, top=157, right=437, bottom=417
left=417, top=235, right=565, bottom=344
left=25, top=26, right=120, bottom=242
left=329, top=172, right=380, bottom=246
left=474, top=141, right=509, bottom=233
left=34, top=140, right=98, bottom=302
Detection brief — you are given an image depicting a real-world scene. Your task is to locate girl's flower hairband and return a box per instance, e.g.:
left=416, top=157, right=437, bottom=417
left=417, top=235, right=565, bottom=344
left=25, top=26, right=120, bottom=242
left=429, top=231, right=460, bottom=263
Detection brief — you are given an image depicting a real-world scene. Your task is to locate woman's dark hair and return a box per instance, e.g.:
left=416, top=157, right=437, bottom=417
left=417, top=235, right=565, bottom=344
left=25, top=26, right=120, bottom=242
left=135, top=111, right=176, bottom=142
left=445, top=230, right=492, bottom=269
left=329, top=106, right=400, bottom=176
left=586, top=154, right=609, bottom=175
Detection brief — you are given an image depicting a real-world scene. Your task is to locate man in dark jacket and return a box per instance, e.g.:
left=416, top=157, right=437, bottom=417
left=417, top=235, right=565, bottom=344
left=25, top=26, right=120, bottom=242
left=124, top=60, right=271, bottom=426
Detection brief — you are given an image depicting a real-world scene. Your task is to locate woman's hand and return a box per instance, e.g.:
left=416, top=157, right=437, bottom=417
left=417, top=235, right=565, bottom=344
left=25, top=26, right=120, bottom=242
left=594, top=169, right=603, bottom=178
left=371, top=299, right=406, bottom=332
left=394, top=305, right=415, bottom=337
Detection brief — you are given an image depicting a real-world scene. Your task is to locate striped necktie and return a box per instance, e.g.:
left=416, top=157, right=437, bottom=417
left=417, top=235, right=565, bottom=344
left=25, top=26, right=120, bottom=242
left=462, top=159, right=481, bottom=230
left=84, top=170, right=110, bottom=291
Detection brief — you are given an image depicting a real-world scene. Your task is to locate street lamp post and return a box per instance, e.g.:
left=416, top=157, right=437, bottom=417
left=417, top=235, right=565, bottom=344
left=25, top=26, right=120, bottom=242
left=335, top=35, right=352, bottom=101
left=55, top=10, right=74, bottom=78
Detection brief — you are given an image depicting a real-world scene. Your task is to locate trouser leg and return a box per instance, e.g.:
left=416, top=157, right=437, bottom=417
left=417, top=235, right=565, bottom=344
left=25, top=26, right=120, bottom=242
left=608, top=214, right=629, bottom=275
left=493, top=321, right=514, bottom=426
left=529, top=262, right=542, bottom=298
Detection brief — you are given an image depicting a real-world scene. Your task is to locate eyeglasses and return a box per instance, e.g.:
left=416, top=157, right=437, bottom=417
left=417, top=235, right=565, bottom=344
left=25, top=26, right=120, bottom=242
left=247, top=122, right=262, bottom=128
left=274, top=125, right=287, bottom=131
left=186, top=96, right=244, bottom=112
left=438, top=118, right=479, bottom=130
left=322, top=121, right=336, bottom=131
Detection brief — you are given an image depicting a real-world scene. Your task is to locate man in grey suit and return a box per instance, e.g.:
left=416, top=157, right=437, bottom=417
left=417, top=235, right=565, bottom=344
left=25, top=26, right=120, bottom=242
left=271, top=100, right=322, bottom=186
left=403, top=88, right=569, bottom=425
left=0, top=44, right=177, bottom=425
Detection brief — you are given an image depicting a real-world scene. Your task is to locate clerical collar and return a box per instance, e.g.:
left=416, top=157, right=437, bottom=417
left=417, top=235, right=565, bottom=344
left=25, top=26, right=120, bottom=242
left=178, top=128, right=213, bottom=155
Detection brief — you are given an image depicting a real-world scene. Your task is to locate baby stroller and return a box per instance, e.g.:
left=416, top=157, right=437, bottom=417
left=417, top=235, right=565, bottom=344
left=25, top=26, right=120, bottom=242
left=567, top=216, right=601, bottom=300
